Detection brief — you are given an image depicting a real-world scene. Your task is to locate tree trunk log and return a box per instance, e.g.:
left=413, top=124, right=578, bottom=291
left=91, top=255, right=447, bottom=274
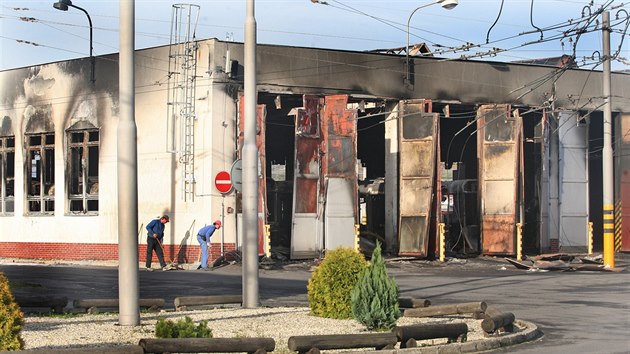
left=174, top=295, right=242, bottom=310
left=398, top=297, right=431, bottom=308
left=481, top=312, right=515, bottom=333
left=287, top=333, right=398, bottom=352
left=73, top=298, right=164, bottom=309
left=394, top=322, right=468, bottom=346
left=14, top=295, right=68, bottom=313
left=139, top=338, right=275, bottom=354
left=4, top=345, right=144, bottom=354
left=404, top=301, right=487, bottom=317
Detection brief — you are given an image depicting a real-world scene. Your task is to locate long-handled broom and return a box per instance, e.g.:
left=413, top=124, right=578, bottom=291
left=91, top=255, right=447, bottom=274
left=155, top=238, right=183, bottom=270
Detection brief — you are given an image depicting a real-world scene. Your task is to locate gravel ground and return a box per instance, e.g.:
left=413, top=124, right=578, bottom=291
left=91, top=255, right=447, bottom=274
left=21, top=307, right=497, bottom=353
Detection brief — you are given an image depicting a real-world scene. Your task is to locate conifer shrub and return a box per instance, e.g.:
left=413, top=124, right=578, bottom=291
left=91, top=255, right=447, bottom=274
left=155, top=316, right=213, bottom=338
left=307, top=247, right=368, bottom=319
left=351, top=241, right=400, bottom=331
left=0, top=273, right=24, bottom=350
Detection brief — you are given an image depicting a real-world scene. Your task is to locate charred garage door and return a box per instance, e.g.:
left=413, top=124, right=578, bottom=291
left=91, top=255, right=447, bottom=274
left=290, top=95, right=323, bottom=259
left=398, top=100, right=439, bottom=257
left=477, top=104, right=522, bottom=255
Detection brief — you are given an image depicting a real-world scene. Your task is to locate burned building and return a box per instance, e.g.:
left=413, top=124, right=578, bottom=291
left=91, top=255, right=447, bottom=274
left=0, top=39, right=629, bottom=264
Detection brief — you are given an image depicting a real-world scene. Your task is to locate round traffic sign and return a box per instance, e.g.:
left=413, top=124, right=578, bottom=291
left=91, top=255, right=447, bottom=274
left=214, top=171, right=233, bottom=194
left=230, top=159, right=243, bottom=192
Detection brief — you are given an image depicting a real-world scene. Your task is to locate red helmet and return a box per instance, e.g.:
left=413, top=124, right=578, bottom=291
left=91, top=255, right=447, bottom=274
left=214, top=220, right=222, bottom=228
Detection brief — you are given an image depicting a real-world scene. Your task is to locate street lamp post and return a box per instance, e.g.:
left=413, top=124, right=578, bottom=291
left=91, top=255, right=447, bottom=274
left=53, top=0, right=95, bottom=84
left=406, top=0, right=458, bottom=85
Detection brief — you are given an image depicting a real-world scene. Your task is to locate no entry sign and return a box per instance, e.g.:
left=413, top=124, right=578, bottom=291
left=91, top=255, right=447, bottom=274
left=214, top=171, right=233, bottom=194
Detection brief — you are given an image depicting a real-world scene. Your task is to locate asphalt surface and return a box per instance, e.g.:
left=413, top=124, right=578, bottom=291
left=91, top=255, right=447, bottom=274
left=1, top=255, right=629, bottom=354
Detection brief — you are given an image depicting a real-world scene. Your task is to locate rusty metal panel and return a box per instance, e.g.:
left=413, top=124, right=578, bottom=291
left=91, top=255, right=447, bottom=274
left=321, top=95, right=358, bottom=251
left=238, top=98, right=268, bottom=255
left=477, top=104, right=521, bottom=255
left=291, top=95, right=322, bottom=259
left=398, top=101, right=439, bottom=257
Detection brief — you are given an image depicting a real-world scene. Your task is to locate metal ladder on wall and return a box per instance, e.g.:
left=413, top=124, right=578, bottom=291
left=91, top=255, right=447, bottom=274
left=166, top=4, right=200, bottom=201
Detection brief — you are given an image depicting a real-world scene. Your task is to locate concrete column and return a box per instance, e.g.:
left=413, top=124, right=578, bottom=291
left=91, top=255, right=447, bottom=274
left=117, top=0, right=140, bottom=326
left=242, top=0, right=259, bottom=308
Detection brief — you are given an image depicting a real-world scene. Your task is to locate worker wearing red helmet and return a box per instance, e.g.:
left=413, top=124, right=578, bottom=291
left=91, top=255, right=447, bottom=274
left=196, top=220, right=222, bottom=270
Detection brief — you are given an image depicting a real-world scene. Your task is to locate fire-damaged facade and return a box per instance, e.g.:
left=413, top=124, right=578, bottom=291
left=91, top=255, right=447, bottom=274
left=1, top=39, right=629, bottom=264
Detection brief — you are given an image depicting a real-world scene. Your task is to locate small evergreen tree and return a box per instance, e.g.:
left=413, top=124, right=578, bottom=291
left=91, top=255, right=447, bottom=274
left=0, top=273, right=24, bottom=350
left=307, top=247, right=368, bottom=319
left=351, top=241, right=400, bottom=331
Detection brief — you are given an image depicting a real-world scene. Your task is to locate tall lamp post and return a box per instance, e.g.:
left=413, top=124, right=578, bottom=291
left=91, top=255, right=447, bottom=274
left=53, top=0, right=95, bottom=84
left=406, top=0, right=458, bottom=84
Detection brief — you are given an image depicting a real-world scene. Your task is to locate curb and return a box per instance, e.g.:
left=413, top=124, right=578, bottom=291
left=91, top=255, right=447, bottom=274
left=359, top=320, right=543, bottom=354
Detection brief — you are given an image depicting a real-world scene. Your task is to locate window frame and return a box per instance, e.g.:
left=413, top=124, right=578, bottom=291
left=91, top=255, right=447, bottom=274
left=0, top=136, right=15, bottom=215
left=25, top=132, right=55, bottom=215
left=66, top=128, right=99, bottom=215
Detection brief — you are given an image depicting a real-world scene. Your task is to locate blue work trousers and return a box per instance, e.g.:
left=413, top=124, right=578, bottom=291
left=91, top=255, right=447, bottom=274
left=197, top=234, right=209, bottom=269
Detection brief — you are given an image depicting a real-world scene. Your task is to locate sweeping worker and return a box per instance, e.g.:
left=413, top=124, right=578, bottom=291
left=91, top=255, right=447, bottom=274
left=145, top=215, right=169, bottom=271
left=197, top=220, right=222, bottom=270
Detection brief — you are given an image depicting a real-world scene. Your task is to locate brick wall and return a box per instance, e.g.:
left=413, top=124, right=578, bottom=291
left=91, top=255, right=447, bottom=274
left=0, top=242, right=237, bottom=265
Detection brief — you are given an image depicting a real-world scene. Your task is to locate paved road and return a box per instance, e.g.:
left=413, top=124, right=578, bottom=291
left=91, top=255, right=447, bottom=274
left=1, top=256, right=628, bottom=353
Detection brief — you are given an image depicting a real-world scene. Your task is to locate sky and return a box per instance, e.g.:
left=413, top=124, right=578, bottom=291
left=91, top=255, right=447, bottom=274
left=1, top=0, right=629, bottom=72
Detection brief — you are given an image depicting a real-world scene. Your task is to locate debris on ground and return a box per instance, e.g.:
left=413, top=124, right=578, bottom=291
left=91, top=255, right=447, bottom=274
left=504, top=253, right=625, bottom=272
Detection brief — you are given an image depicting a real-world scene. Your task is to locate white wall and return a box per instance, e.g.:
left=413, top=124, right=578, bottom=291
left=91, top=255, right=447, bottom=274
left=0, top=39, right=240, bottom=253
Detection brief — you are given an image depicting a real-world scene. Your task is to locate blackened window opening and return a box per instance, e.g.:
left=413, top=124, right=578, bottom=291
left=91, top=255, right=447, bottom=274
left=0, top=136, right=15, bottom=215
left=68, top=129, right=99, bottom=214
left=26, top=133, right=55, bottom=214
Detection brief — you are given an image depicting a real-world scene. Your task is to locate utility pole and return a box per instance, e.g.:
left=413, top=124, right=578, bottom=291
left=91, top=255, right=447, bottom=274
left=243, top=0, right=260, bottom=307
left=118, top=0, right=140, bottom=325
left=602, top=11, right=615, bottom=267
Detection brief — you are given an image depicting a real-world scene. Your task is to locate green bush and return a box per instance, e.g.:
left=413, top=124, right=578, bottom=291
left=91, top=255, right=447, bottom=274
left=0, top=272, right=24, bottom=350
left=155, top=316, right=213, bottom=338
left=307, top=247, right=368, bottom=319
left=351, top=241, right=400, bottom=331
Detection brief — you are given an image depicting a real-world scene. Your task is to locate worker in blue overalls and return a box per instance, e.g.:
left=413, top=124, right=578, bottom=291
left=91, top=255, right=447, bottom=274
left=196, top=220, right=222, bottom=270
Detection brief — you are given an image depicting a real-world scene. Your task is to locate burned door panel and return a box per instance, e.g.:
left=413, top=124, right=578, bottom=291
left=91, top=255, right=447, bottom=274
left=558, top=111, right=588, bottom=251
left=398, top=101, right=439, bottom=257
left=399, top=217, right=426, bottom=253
left=324, top=178, right=357, bottom=250
left=291, top=95, right=322, bottom=259
left=238, top=98, right=268, bottom=255
left=477, top=104, right=522, bottom=255
left=321, top=95, right=358, bottom=251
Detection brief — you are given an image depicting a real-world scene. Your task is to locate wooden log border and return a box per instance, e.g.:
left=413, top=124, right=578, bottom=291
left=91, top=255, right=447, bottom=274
left=398, top=297, right=431, bottom=308
left=394, top=322, right=468, bottom=348
left=174, top=295, right=242, bottom=311
left=73, top=298, right=165, bottom=313
left=14, top=295, right=68, bottom=313
left=139, top=337, right=275, bottom=354
left=0, top=345, right=144, bottom=354
left=287, top=333, right=398, bottom=353
left=404, top=301, right=487, bottom=318
left=482, top=312, right=516, bottom=333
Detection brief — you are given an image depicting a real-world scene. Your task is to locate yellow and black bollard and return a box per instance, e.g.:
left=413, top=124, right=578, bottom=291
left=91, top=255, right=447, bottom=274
left=439, top=223, right=446, bottom=262
left=516, top=223, right=523, bottom=261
